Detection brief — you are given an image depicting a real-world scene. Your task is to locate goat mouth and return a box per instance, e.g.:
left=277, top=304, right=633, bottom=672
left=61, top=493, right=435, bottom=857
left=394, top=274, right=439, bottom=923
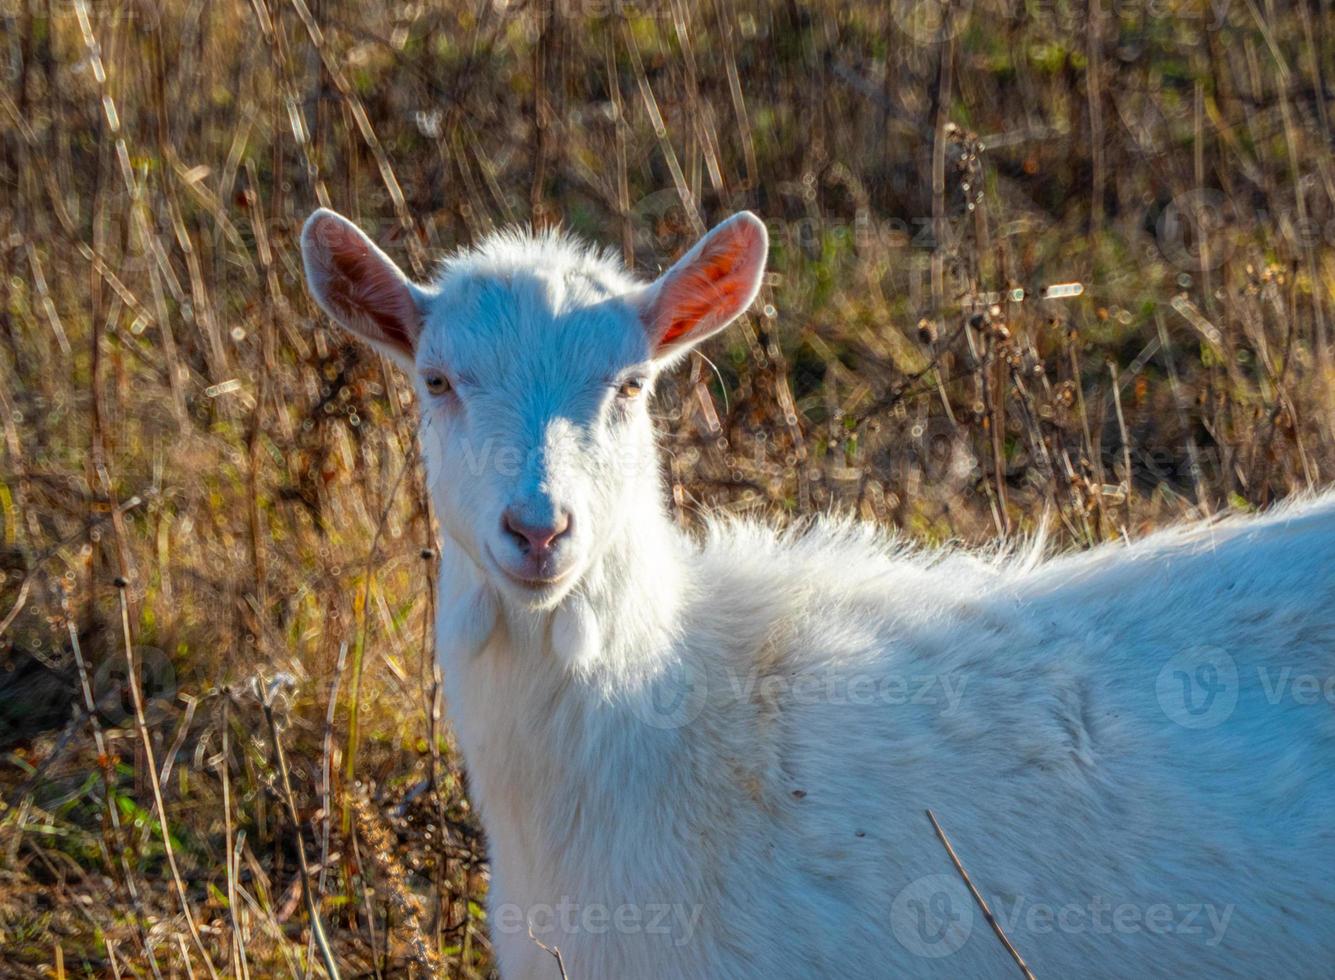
left=502, top=569, right=572, bottom=589
left=485, top=547, right=575, bottom=591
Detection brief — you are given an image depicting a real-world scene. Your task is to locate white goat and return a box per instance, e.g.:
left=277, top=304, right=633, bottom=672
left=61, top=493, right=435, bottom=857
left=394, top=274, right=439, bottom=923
left=302, top=207, right=1335, bottom=979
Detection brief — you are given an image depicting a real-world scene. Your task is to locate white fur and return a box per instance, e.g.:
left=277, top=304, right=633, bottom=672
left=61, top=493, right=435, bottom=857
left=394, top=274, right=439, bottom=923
left=303, top=211, right=1335, bottom=979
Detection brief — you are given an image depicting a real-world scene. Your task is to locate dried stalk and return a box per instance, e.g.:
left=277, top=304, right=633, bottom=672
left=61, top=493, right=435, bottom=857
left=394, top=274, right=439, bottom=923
left=926, top=809, right=1035, bottom=980
left=260, top=681, right=342, bottom=980
left=116, top=585, right=220, bottom=979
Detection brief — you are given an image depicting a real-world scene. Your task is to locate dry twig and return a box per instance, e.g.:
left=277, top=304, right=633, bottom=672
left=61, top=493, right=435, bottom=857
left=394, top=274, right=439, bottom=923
left=926, top=809, right=1036, bottom=980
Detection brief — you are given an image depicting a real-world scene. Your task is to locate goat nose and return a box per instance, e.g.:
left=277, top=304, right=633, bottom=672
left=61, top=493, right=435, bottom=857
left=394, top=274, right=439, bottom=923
left=502, top=508, right=571, bottom=555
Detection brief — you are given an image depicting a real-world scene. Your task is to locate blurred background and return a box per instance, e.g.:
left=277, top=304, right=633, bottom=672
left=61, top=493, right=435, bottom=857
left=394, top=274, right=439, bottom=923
left=1, top=0, right=1333, bottom=974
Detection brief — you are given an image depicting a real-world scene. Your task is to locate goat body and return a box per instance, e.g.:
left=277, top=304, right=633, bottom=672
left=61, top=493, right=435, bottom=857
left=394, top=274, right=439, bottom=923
left=444, top=500, right=1335, bottom=979
left=301, top=208, right=1335, bottom=978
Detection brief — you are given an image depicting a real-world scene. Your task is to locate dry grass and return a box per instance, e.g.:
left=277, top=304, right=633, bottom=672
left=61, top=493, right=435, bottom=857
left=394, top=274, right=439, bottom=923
left=1, top=0, right=1333, bottom=975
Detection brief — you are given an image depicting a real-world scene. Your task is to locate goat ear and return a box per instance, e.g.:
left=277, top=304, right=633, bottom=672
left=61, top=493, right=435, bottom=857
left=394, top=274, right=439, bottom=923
left=636, top=211, right=768, bottom=359
left=301, top=208, right=425, bottom=368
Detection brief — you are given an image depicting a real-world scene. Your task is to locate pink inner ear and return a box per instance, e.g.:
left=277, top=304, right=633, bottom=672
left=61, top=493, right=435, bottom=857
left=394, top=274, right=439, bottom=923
left=658, top=247, right=750, bottom=344
left=648, top=214, right=766, bottom=350
left=316, top=218, right=418, bottom=354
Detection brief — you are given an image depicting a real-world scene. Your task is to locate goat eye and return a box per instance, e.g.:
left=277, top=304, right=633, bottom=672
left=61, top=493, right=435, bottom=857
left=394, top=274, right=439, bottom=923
left=617, top=378, right=645, bottom=400
left=424, top=374, right=451, bottom=396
